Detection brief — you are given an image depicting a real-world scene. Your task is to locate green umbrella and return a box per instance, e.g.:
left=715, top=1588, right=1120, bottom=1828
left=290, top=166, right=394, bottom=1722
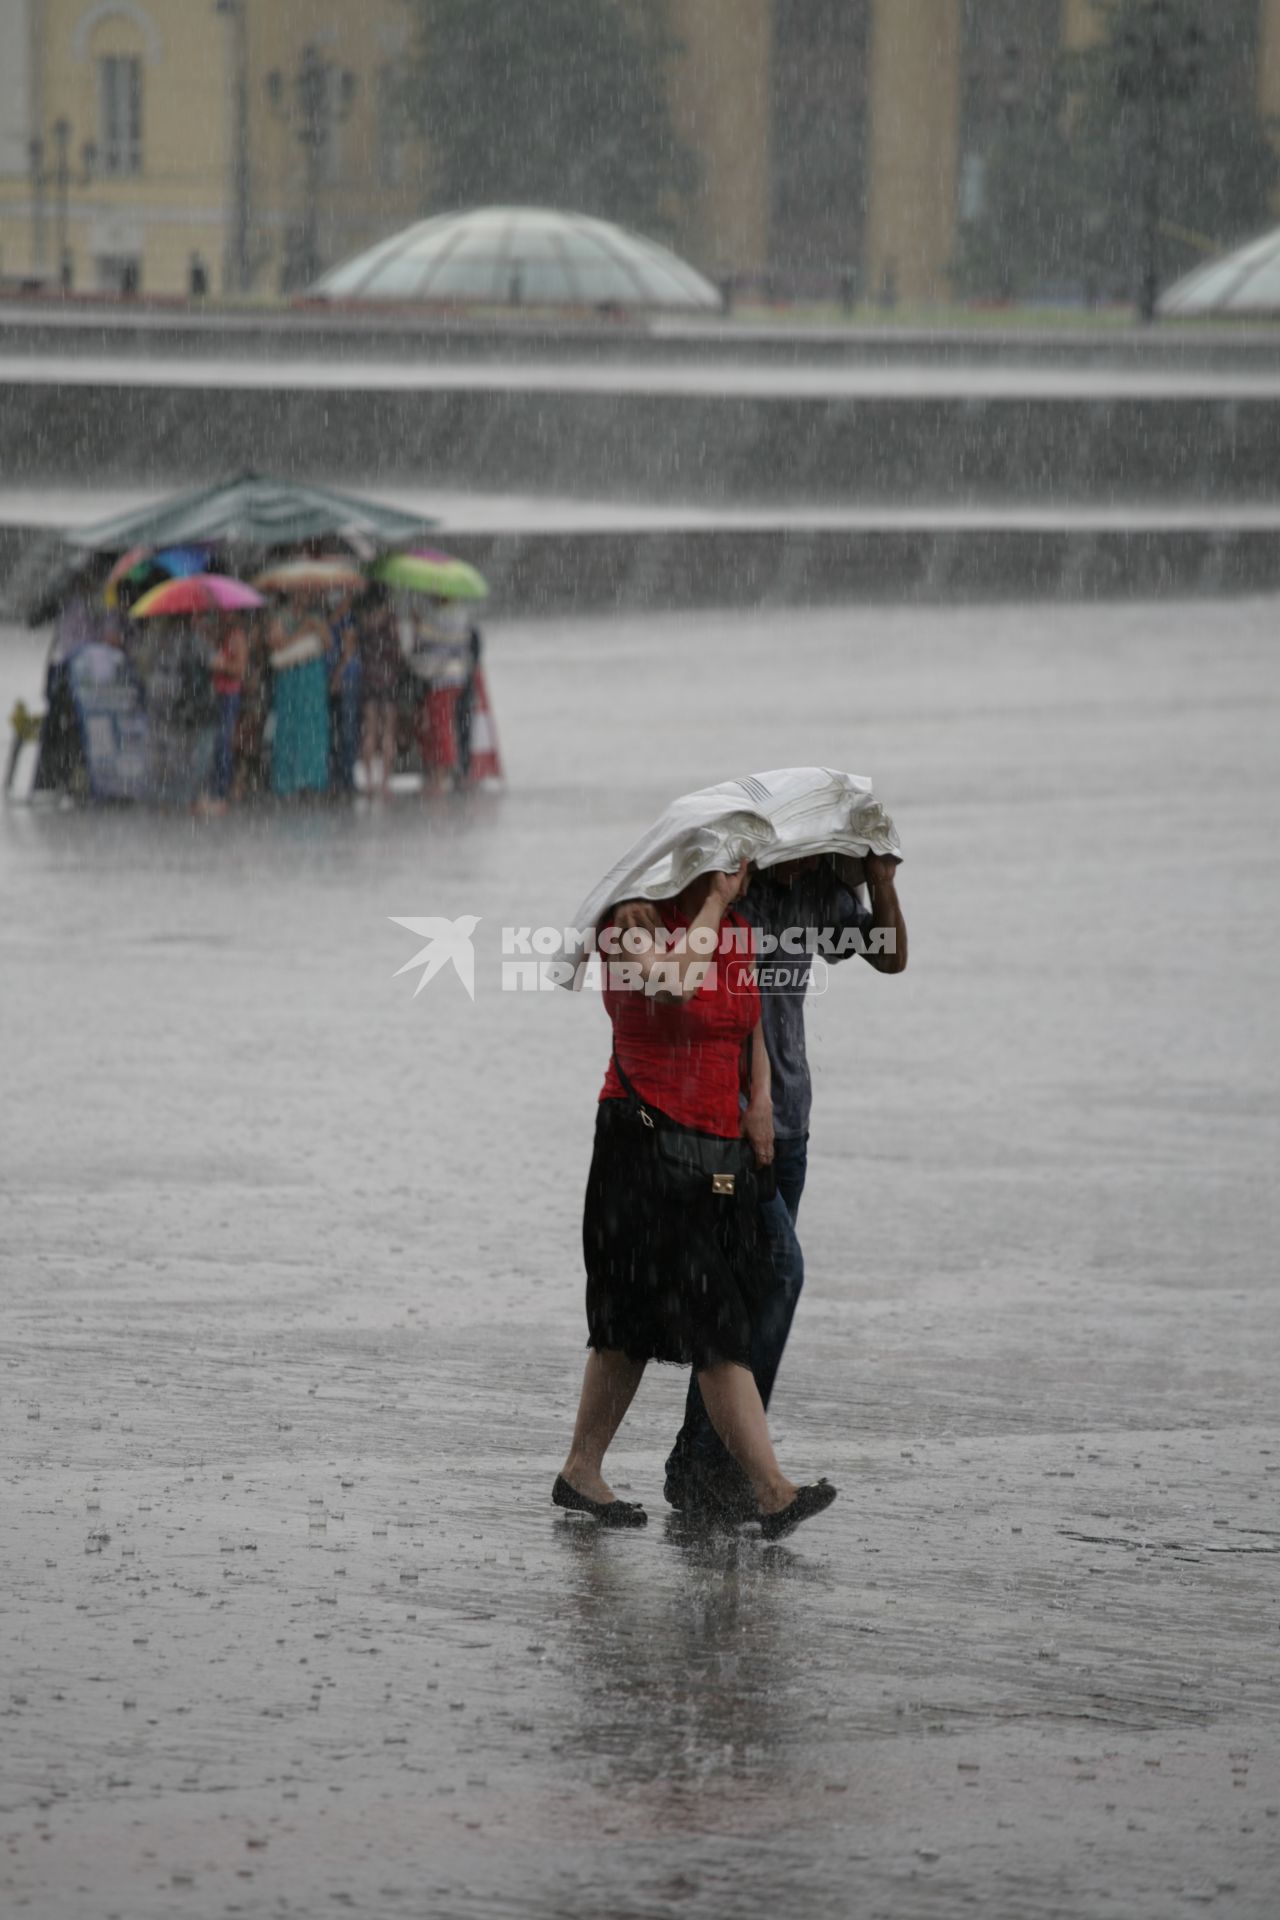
left=373, top=549, right=488, bottom=601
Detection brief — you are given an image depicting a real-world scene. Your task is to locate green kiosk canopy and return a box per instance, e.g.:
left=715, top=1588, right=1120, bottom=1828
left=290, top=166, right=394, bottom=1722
left=63, top=471, right=436, bottom=556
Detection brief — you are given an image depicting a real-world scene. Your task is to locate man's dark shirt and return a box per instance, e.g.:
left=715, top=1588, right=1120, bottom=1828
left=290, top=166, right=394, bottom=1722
left=740, top=869, right=872, bottom=1140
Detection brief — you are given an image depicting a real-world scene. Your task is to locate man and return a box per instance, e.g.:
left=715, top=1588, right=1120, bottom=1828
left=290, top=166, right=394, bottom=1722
left=327, top=589, right=363, bottom=798
left=615, top=849, right=907, bottom=1520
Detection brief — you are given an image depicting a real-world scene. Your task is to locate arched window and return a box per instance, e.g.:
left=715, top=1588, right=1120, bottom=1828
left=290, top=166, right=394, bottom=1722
left=98, top=52, right=143, bottom=174
left=75, top=4, right=161, bottom=176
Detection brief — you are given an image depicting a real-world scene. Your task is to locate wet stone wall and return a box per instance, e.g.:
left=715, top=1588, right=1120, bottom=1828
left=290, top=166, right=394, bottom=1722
left=4, top=379, right=1280, bottom=503
left=4, top=520, right=1280, bottom=622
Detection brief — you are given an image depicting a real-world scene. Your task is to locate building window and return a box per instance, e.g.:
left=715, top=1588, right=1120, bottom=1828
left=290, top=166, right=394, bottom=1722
left=376, top=66, right=407, bottom=187
left=320, top=65, right=358, bottom=185
left=959, top=151, right=988, bottom=226
left=98, top=55, right=143, bottom=175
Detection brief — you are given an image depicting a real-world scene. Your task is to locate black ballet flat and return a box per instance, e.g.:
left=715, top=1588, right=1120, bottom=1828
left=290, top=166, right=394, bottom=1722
left=758, top=1480, right=837, bottom=1541
left=552, top=1474, right=648, bottom=1528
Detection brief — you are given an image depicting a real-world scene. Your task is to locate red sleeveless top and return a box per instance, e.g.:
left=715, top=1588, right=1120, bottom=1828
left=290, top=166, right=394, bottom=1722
left=598, top=909, right=759, bottom=1137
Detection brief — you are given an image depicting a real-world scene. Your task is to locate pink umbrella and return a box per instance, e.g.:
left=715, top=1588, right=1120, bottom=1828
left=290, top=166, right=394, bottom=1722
left=129, top=573, right=267, bottom=617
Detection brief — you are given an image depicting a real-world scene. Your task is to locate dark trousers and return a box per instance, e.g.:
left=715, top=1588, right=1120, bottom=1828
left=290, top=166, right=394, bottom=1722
left=664, top=1132, right=809, bottom=1501
left=332, top=676, right=362, bottom=793
left=212, top=691, right=240, bottom=800
left=455, top=676, right=475, bottom=779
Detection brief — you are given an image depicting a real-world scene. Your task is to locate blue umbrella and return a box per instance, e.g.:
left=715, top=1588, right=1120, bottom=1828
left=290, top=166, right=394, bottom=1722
left=150, top=546, right=212, bottom=577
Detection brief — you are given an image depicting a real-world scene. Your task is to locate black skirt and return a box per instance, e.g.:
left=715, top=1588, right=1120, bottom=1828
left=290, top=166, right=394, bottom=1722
left=582, top=1099, right=773, bottom=1370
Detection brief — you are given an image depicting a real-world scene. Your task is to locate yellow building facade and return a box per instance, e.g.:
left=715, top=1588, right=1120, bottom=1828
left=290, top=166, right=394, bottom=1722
left=3, top=0, right=1280, bottom=304
left=668, top=0, right=1280, bottom=303
left=0, top=0, right=421, bottom=296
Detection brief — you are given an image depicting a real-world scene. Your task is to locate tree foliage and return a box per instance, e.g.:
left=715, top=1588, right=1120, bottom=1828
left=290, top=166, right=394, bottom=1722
left=954, top=0, right=1279, bottom=301
left=952, top=59, right=1081, bottom=300
left=1070, top=0, right=1279, bottom=293
left=401, top=0, right=695, bottom=234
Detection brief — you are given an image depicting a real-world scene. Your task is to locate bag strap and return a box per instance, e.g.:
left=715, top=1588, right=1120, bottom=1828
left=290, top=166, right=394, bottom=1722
left=610, top=1049, right=656, bottom=1130
left=611, top=1048, right=744, bottom=1158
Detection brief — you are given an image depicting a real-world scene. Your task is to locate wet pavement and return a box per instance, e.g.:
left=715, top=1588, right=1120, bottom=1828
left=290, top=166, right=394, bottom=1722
left=3, top=598, right=1279, bottom=1918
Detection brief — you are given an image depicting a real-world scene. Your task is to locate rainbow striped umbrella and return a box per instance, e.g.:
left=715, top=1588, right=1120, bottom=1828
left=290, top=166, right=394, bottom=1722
left=129, top=573, right=267, bottom=617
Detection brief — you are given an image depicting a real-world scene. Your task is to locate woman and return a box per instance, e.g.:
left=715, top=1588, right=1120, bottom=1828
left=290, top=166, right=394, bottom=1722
left=358, top=593, right=403, bottom=800
left=209, top=612, right=249, bottom=808
left=230, top=614, right=271, bottom=802
left=144, top=616, right=218, bottom=809
left=555, top=857, right=837, bottom=1540
left=327, top=589, right=363, bottom=798
left=267, top=595, right=330, bottom=799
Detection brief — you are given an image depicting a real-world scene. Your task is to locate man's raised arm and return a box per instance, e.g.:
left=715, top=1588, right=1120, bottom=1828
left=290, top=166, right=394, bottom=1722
left=862, top=853, right=907, bottom=974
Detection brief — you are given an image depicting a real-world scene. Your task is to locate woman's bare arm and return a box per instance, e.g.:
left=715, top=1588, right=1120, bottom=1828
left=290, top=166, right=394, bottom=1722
left=612, top=860, right=750, bottom=1002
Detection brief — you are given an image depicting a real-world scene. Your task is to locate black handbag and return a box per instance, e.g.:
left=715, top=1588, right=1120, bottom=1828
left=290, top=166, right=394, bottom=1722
left=611, top=1051, right=751, bottom=1200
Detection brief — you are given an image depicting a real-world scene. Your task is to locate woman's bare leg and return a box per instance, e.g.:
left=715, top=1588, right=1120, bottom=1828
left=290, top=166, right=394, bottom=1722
left=561, top=1349, right=646, bottom=1504
left=696, top=1361, right=798, bottom=1515
left=380, top=708, right=396, bottom=796
left=359, top=706, right=376, bottom=795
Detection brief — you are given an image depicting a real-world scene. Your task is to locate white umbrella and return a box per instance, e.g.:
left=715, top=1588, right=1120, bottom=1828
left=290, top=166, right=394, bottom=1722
left=555, top=767, right=901, bottom=988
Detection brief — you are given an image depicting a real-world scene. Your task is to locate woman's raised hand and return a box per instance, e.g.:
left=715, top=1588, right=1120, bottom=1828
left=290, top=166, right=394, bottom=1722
left=707, top=857, right=750, bottom=911
left=613, top=899, right=663, bottom=942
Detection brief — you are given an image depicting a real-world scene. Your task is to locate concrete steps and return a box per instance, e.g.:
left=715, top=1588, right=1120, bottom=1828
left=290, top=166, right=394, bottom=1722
left=4, top=353, right=1280, bottom=504
left=2, top=307, right=1278, bottom=611
left=4, top=504, right=1280, bottom=620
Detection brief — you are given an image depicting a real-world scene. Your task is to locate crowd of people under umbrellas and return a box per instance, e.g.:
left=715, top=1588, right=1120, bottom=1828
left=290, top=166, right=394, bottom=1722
left=40, top=543, right=495, bottom=811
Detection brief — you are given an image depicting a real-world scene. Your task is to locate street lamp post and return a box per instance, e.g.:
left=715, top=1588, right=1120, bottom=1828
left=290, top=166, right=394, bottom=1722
left=266, top=43, right=356, bottom=289
left=993, top=38, right=1023, bottom=303
left=27, top=136, right=46, bottom=278
left=53, top=118, right=71, bottom=287
left=215, top=0, right=252, bottom=294
left=1115, top=0, right=1204, bottom=323
left=28, top=120, right=96, bottom=290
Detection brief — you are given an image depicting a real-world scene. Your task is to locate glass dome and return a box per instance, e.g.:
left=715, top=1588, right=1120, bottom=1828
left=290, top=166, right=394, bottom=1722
left=310, top=206, right=722, bottom=312
left=1159, top=224, right=1280, bottom=316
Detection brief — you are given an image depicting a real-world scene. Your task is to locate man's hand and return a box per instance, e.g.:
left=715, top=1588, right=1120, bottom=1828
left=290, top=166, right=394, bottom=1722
left=864, top=851, right=901, bottom=886
left=742, top=1098, right=775, bottom=1169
